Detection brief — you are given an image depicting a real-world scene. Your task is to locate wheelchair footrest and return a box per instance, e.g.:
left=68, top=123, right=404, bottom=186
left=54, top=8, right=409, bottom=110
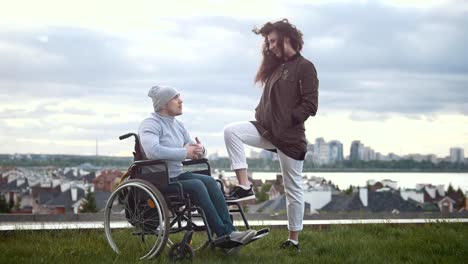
left=212, top=235, right=243, bottom=249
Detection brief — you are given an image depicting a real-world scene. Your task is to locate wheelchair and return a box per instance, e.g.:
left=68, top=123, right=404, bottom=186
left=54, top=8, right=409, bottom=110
left=104, top=133, right=269, bottom=261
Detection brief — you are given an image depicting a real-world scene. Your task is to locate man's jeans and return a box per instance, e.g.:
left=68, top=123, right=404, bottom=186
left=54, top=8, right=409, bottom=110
left=173, top=171, right=235, bottom=237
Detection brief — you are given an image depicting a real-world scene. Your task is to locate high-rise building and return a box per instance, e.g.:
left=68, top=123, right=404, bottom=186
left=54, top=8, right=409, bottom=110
left=405, top=154, right=438, bottom=163
left=329, top=140, right=344, bottom=163
left=250, top=149, right=260, bottom=159
left=375, top=152, right=385, bottom=161
left=350, top=141, right=378, bottom=161
left=310, top=138, right=344, bottom=165
left=388, top=152, right=400, bottom=161
left=305, top=144, right=314, bottom=161
left=350, top=140, right=364, bottom=161
left=363, top=146, right=375, bottom=161
left=314, top=138, right=330, bottom=165
left=450, top=148, right=465, bottom=163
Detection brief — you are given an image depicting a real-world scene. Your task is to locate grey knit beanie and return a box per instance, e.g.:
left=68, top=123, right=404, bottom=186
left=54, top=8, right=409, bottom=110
left=148, top=85, right=179, bottom=112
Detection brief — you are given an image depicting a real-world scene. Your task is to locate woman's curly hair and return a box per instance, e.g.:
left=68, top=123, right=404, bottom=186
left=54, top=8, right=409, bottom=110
left=253, top=19, right=304, bottom=85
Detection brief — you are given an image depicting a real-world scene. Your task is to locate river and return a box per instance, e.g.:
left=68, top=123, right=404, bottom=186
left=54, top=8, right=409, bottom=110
left=232, top=172, right=468, bottom=191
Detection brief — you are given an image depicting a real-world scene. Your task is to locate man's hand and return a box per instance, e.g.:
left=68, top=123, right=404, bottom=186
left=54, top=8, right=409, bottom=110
left=194, top=137, right=205, bottom=159
left=185, top=144, right=204, bottom=159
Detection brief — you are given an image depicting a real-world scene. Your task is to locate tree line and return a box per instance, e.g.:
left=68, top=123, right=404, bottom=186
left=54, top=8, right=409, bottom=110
left=1, top=155, right=466, bottom=172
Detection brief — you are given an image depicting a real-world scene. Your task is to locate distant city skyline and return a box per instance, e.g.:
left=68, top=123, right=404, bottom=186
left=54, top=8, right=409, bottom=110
left=1, top=1, right=467, bottom=158
left=245, top=137, right=464, bottom=161
left=1, top=135, right=465, bottom=161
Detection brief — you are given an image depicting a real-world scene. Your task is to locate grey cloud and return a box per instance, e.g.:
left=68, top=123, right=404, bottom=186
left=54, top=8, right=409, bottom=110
left=0, top=101, right=97, bottom=118
left=296, top=3, right=468, bottom=74
left=402, top=114, right=439, bottom=122
left=0, top=101, right=57, bottom=118
left=1, top=2, right=468, bottom=155
left=288, top=2, right=468, bottom=118
left=349, top=111, right=391, bottom=122
left=61, top=107, right=96, bottom=116
left=0, top=117, right=140, bottom=142
left=318, top=71, right=468, bottom=115
left=0, top=108, right=29, bottom=118
left=0, top=27, right=144, bottom=96
left=1, top=5, right=467, bottom=108
left=0, top=22, right=261, bottom=100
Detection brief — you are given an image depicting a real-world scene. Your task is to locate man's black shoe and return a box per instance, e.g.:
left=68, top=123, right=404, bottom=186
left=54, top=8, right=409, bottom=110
left=225, top=185, right=255, bottom=202
left=280, top=240, right=300, bottom=251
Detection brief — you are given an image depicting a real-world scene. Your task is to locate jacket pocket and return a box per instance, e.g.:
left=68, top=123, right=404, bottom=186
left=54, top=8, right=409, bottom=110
left=279, top=124, right=304, bottom=143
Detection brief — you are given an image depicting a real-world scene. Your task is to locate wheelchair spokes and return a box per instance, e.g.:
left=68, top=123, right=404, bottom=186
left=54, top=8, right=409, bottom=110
left=104, top=180, right=170, bottom=260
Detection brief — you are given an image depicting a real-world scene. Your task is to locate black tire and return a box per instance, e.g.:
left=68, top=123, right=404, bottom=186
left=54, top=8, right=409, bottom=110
left=104, top=179, right=170, bottom=259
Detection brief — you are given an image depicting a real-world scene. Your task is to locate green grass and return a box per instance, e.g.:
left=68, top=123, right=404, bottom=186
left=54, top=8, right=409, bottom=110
left=1, top=224, right=467, bottom=263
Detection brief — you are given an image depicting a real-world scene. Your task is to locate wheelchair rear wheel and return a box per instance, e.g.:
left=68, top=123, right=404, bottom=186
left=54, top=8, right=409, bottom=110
left=104, top=179, right=170, bottom=260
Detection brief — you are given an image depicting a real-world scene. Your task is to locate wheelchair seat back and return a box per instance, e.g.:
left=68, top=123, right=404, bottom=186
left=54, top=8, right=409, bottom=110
left=118, top=133, right=173, bottom=232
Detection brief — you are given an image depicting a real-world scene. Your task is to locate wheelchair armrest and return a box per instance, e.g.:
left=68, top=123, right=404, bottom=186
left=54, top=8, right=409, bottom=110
left=130, top=159, right=184, bottom=197
left=182, top=158, right=211, bottom=177
left=132, top=159, right=167, bottom=167
left=130, top=160, right=170, bottom=188
left=133, top=158, right=208, bottom=168
left=182, top=158, right=209, bottom=166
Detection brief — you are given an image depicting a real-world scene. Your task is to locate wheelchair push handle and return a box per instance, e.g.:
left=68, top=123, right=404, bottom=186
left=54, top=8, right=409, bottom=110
left=119, top=133, right=137, bottom=140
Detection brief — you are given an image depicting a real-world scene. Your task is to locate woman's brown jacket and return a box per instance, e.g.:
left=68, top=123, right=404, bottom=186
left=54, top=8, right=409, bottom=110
left=251, top=54, right=319, bottom=160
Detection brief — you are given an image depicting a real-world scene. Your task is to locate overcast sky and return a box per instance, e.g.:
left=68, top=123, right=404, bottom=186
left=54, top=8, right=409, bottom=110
left=0, top=0, right=467, bottom=158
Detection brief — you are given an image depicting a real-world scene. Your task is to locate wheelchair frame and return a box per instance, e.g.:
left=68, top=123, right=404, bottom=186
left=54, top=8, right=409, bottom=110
left=103, top=133, right=266, bottom=261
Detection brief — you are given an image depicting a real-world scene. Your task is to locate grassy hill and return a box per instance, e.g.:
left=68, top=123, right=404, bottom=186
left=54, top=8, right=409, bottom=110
left=1, top=223, right=467, bottom=263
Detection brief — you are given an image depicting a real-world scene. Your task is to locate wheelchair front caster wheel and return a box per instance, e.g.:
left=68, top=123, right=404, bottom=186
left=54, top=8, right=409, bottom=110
left=169, top=242, right=194, bottom=262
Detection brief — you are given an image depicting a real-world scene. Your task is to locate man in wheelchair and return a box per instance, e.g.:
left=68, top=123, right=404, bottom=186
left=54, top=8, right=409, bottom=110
left=139, top=85, right=257, bottom=255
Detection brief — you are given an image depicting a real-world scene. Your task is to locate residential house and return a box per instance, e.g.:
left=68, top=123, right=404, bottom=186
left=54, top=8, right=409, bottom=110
left=446, top=187, right=466, bottom=211
left=320, top=186, right=436, bottom=213
left=437, top=196, right=456, bottom=214
left=250, top=178, right=263, bottom=193
left=92, top=169, right=123, bottom=192
left=400, top=189, right=425, bottom=203
left=367, top=179, right=398, bottom=192
left=465, top=192, right=468, bottom=211
left=366, top=191, right=424, bottom=212
left=415, top=184, right=445, bottom=203
left=95, top=191, right=112, bottom=212
left=320, top=193, right=365, bottom=212
left=0, top=177, right=28, bottom=209
left=368, top=181, right=384, bottom=192
left=252, top=194, right=310, bottom=215
left=303, top=176, right=333, bottom=213
left=35, top=186, right=85, bottom=214
left=267, top=174, right=284, bottom=200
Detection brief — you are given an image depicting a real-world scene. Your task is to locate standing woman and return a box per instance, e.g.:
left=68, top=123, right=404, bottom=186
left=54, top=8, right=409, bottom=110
left=224, top=19, right=319, bottom=250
